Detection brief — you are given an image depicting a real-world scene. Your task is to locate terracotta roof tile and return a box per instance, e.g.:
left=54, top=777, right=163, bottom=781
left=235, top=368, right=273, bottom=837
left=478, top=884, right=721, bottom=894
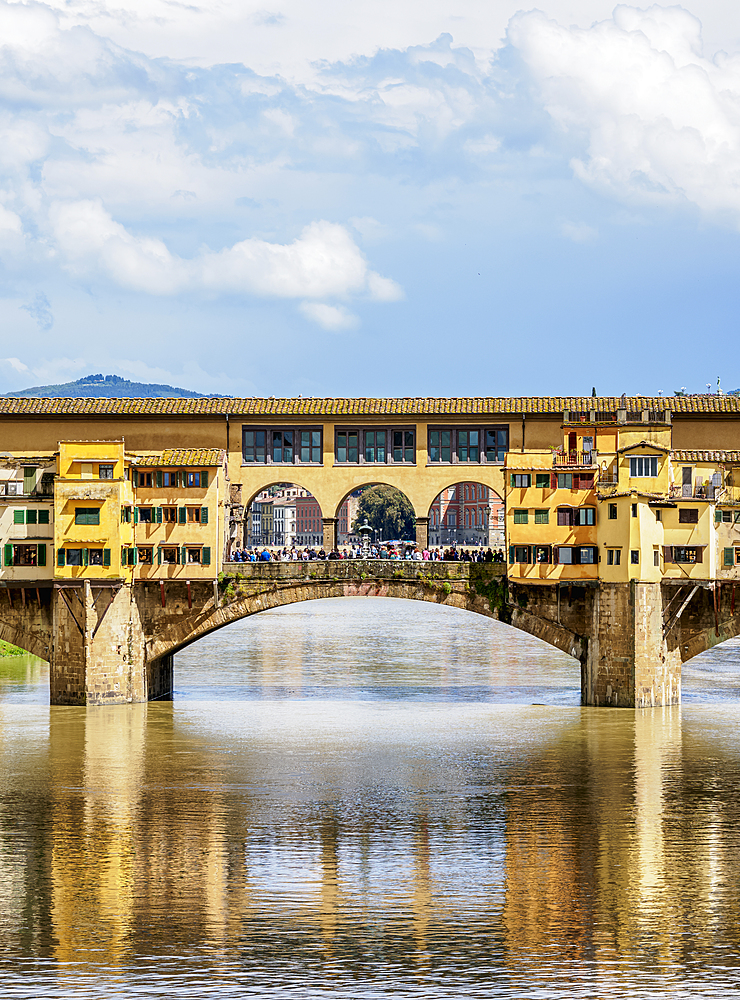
left=0, top=395, right=739, bottom=417
left=134, top=449, right=225, bottom=467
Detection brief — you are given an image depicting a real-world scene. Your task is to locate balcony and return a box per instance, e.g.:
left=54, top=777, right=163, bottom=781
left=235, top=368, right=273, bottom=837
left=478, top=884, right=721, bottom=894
left=553, top=450, right=598, bottom=468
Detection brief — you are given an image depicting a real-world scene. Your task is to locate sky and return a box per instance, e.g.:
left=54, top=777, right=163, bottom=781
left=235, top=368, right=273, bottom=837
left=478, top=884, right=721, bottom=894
left=1, top=0, right=740, bottom=398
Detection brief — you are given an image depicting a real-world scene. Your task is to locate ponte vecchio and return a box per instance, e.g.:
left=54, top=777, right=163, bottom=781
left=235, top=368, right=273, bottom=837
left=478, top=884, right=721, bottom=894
left=1, top=393, right=739, bottom=708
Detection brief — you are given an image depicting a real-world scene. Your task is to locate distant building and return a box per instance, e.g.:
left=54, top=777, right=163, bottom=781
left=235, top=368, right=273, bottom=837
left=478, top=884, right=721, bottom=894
left=429, top=482, right=502, bottom=547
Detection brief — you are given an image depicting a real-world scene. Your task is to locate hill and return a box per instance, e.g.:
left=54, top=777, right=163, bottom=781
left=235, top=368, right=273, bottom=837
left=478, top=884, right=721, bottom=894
left=5, top=374, right=204, bottom=398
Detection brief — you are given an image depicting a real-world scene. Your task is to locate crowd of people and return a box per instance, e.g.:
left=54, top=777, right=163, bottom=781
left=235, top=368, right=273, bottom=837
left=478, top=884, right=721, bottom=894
left=229, top=544, right=506, bottom=563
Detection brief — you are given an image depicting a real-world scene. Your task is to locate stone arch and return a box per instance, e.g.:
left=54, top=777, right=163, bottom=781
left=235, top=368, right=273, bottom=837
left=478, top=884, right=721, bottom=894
left=241, top=480, right=324, bottom=552
left=332, top=481, right=417, bottom=546
left=144, top=567, right=586, bottom=674
left=426, top=478, right=505, bottom=549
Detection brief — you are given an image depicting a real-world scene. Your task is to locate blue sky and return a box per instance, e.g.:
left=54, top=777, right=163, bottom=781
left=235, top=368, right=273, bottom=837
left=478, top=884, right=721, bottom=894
left=1, top=0, right=740, bottom=397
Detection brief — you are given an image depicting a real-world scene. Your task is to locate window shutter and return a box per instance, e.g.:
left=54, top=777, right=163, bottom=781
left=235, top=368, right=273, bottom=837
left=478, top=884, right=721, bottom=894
left=553, top=546, right=559, bottom=564
left=132, top=469, right=138, bottom=487
left=37, top=544, right=46, bottom=567
left=510, top=474, right=515, bottom=488
left=157, top=547, right=162, bottom=565
left=663, top=546, right=673, bottom=563
left=715, top=510, right=722, bottom=523
left=201, top=471, right=208, bottom=488
left=13, top=509, right=24, bottom=524
left=202, top=547, right=211, bottom=565
left=724, top=547, right=734, bottom=567
left=132, top=548, right=138, bottom=566
left=83, top=548, right=89, bottom=566
left=156, top=507, right=163, bottom=523
left=179, top=507, right=186, bottom=524
left=133, top=507, right=139, bottom=525
left=4, top=543, right=12, bottom=566
left=180, top=546, right=186, bottom=564
left=57, top=548, right=65, bottom=567
left=508, top=545, right=514, bottom=564
left=38, top=509, right=49, bottom=524
left=696, top=546, right=704, bottom=563
left=200, top=506, right=208, bottom=525
left=156, top=470, right=163, bottom=488
left=551, top=474, right=557, bottom=489
left=179, top=470, right=185, bottom=488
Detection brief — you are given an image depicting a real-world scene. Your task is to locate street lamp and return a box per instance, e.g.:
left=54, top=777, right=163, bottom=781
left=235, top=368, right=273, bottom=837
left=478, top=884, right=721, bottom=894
left=359, top=518, right=372, bottom=558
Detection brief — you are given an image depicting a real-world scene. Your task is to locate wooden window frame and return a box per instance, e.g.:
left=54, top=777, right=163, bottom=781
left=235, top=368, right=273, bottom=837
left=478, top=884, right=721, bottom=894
left=427, top=426, right=508, bottom=465
left=334, top=427, right=416, bottom=465
left=242, top=426, right=323, bottom=465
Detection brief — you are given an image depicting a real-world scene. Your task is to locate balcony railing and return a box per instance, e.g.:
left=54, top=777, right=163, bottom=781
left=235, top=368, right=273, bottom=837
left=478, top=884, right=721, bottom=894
left=553, top=450, right=597, bottom=467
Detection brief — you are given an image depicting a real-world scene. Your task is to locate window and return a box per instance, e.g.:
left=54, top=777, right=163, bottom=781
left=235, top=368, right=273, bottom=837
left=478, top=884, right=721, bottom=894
left=187, top=507, right=201, bottom=523
left=13, top=509, right=24, bottom=524
left=655, top=509, right=662, bottom=521
left=300, top=430, right=322, bottom=463
left=670, top=546, right=702, bottom=564
left=607, top=549, right=621, bottom=565
left=138, top=547, right=153, bottom=564
left=365, top=430, right=386, bottom=463
left=88, top=549, right=103, bottom=566
left=457, top=430, right=479, bottom=462
left=137, top=472, right=154, bottom=487
left=26, top=509, right=37, bottom=524
left=579, top=547, right=595, bottom=564
left=609, top=503, right=618, bottom=520
left=428, top=426, right=508, bottom=463
left=75, top=508, right=100, bottom=526
left=392, top=430, right=415, bottom=463
left=631, top=504, right=637, bottom=518
left=679, top=508, right=699, bottom=524
left=187, top=472, right=201, bottom=488
left=66, top=549, right=83, bottom=566
left=138, top=507, right=153, bottom=523
left=722, top=510, right=732, bottom=523
left=629, top=455, right=659, bottom=477
left=557, top=507, right=595, bottom=526
left=510, top=474, right=531, bottom=488
left=536, top=473, right=551, bottom=489
left=557, top=547, right=572, bottom=564
left=163, top=507, right=177, bottom=523
left=186, top=548, right=201, bottom=563
left=11, top=544, right=38, bottom=566
left=337, top=431, right=359, bottom=464
left=654, top=550, right=660, bottom=566
left=38, top=510, right=49, bottom=524
left=99, top=465, right=114, bottom=479
left=534, top=509, right=549, bottom=524
left=557, top=546, right=598, bottom=564
left=513, top=546, right=531, bottom=563
left=161, top=547, right=178, bottom=564
left=534, top=545, right=551, bottom=563
left=163, top=471, right=177, bottom=487
left=631, top=550, right=639, bottom=564
left=244, top=427, right=322, bottom=464
left=557, top=473, right=572, bottom=489
left=513, top=509, right=529, bottom=524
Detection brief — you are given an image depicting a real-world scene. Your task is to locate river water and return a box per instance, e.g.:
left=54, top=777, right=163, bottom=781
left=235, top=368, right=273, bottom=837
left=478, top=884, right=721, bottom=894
left=2, top=597, right=740, bottom=998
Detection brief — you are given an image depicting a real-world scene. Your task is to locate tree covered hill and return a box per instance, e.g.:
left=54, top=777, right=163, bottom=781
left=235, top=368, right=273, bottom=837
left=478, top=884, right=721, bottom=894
left=5, top=374, right=204, bottom=398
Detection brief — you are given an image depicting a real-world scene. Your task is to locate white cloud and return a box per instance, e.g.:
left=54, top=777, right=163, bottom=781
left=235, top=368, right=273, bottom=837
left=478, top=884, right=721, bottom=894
left=561, top=220, right=598, bottom=243
left=509, top=5, right=740, bottom=222
left=50, top=199, right=402, bottom=305
left=299, top=301, right=359, bottom=331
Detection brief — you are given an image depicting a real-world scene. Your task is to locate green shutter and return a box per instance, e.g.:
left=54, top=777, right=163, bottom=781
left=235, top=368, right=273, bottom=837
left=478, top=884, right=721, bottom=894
left=156, top=507, right=162, bottom=523
left=83, top=548, right=89, bottom=566
left=133, top=507, right=139, bottom=524
left=509, top=546, right=514, bottom=564
left=57, top=548, right=65, bottom=567
left=724, top=547, right=734, bottom=567
left=37, top=544, right=46, bottom=567
left=715, top=510, right=722, bottom=523
left=26, top=509, right=37, bottom=525
left=132, top=469, right=138, bottom=487
left=156, top=469, right=163, bottom=488
left=4, top=543, right=12, bottom=566
left=13, top=509, right=24, bottom=524
left=180, top=546, right=186, bottom=565
left=38, top=509, right=49, bottom=524
left=157, top=547, right=162, bottom=565
left=200, top=506, right=208, bottom=525
left=510, top=474, right=515, bottom=487
left=103, top=549, right=111, bottom=567
left=179, top=507, right=186, bottom=524
left=131, top=547, right=138, bottom=566
left=202, top=546, right=210, bottom=565
left=201, top=471, right=208, bottom=488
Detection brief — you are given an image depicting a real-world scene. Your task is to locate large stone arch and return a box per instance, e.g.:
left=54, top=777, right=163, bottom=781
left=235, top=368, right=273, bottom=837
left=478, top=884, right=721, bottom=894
left=143, top=564, right=585, bottom=674
left=0, top=588, right=53, bottom=662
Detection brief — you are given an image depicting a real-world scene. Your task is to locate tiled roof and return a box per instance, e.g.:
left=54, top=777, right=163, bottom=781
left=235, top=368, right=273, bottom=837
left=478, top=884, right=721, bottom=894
left=671, top=450, right=740, bottom=463
left=0, top=395, right=739, bottom=417
left=134, top=449, right=225, bottom=467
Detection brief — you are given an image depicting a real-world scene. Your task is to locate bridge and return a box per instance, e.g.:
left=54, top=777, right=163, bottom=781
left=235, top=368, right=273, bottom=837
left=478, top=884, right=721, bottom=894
left=1, top=560, right=737, bottom=708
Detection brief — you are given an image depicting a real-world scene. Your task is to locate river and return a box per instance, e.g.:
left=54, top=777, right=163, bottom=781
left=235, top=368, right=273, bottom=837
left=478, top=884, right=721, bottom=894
left=1, top=597, right=740, bottom=998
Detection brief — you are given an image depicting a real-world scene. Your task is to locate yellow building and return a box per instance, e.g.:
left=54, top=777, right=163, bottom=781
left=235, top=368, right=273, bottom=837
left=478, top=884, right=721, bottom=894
left=54, top=441, right=134, bottom=579
left=127, top=449, right=225, bottom=578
